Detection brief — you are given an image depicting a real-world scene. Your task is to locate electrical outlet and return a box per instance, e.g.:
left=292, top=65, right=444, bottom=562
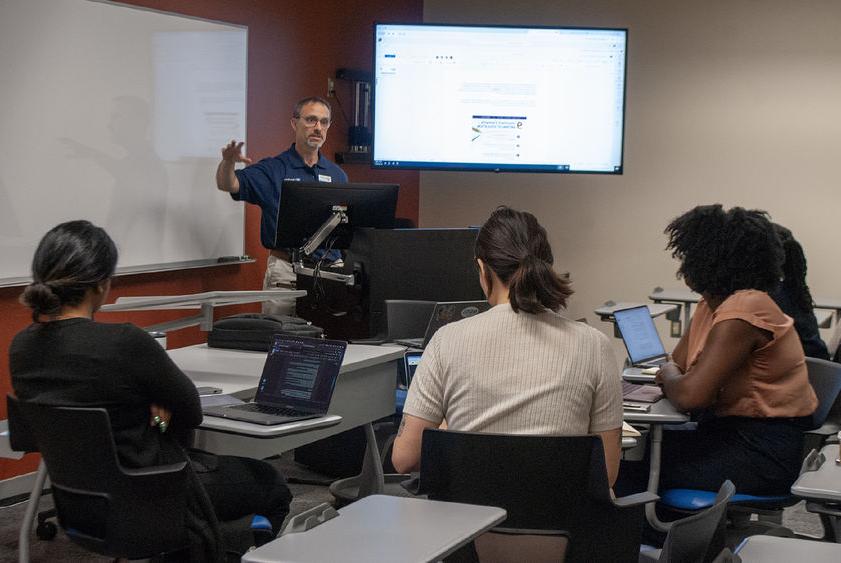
left=327, top=77, right=335, bottom=97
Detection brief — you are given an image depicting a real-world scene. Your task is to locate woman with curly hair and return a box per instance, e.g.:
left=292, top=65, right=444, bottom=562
left=654, top=204, right=817, bottom=495
left=769, top=223, right=830, bottom=360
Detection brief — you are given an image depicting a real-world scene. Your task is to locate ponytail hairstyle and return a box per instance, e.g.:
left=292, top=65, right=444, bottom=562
left=20, top=220, right=118, bottom=322
left=474, top=207, right=572, bottom=313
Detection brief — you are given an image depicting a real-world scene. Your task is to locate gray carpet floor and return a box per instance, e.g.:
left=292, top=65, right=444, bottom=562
left=0, top=451, right=827, bottom=562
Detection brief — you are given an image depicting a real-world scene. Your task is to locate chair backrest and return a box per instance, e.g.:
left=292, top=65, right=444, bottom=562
left=416, top=429, right=643, bottom=563
left=805, top=356, right=841, bottom=429
left=7, top=396, right=191, bottom=559
left=384, top=299, right=436, bottom=340
left=659, top=480, right=735, bottom=563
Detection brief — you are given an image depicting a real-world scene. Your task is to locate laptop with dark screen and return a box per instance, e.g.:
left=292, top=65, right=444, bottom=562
left=202, top=335, right=346, bottom=425
left=394, top=300, right=490, bottom=349
left=613, top=305, right=669, bottom=368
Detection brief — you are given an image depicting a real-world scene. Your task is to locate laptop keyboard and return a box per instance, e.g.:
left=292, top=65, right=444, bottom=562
left=230, top=403, right=309, bottom=417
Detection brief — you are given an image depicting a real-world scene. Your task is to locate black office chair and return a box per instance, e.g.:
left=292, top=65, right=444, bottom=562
left=640, top=480, right=735, bottom=563
left=414, top=429, right=658, bottom=563
left=8, top=396, right=194, bottom=559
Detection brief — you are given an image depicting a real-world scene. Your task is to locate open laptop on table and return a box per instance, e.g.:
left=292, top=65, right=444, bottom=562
left=202, top=335, right=347, bottom=425
left=614, top=305, right=673, bottom=384
left=394, top=300, right=490, bottom=349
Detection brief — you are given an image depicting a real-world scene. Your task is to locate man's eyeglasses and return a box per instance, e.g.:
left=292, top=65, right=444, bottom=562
left=297, top=115, right=331, bottom=128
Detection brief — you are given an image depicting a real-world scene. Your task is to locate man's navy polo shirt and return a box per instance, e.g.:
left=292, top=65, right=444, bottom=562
left=232, top=143, right=348, bottom=249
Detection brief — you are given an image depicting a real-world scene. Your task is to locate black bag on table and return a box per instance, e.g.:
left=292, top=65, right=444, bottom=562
left=207, top=314, right=323, bottom=351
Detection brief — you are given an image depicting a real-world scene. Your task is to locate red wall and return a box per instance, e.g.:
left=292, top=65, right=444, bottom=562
left=0, top=0, right=421, bottom=481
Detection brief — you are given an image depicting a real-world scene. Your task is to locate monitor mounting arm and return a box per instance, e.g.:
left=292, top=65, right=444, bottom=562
left=292, top=205, right=356, bottom=286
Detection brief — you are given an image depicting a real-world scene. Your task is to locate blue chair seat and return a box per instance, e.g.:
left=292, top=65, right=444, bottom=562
left=250, top=515, right=272, bottom=532
left=659, top=488, right=793, bottom=511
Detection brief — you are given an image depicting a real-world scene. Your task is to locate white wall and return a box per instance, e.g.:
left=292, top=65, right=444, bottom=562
left=421, top=0, right=841, bottom=359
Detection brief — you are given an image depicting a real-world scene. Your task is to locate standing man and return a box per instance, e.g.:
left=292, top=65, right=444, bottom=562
left=216, top=96, right=348, bottom=315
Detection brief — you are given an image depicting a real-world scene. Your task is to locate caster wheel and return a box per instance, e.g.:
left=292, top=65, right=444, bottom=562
left=36, top=520, right=57, bottom=541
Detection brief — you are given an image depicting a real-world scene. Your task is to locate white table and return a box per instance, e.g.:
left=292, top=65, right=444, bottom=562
left=652, top=287, right=837, bottom=330
left=814, top=295, right=841, bottom=323
left=595, top=302, right=679, bottom=338
left=648, top=287, right=699, bottom=330
left=242, top=494, right=507, bottom=563
left=792, top=443, right=841, bottom=502
left=168, top=343, right=405, bottom=494
left=594, top=301, right=679, bottom=321
left=100, top=289, right=307, bottom=332
left=792, top=443, right=841, bottom=542
left=624, top=398, right=690, bottom=532
left=736, top=535, right=841, bottom=562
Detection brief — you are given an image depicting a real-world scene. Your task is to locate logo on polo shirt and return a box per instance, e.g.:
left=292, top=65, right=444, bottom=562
left=318, top=174, right=333, bottom=183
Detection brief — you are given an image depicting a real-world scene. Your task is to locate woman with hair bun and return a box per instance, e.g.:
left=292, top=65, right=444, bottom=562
left=392, top=207, right=623, bottom=483
left=9, top=220, right=291, bottom=561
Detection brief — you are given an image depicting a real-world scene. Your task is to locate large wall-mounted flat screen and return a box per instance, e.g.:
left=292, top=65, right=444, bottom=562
left=373, top=23, right=627, bottom=174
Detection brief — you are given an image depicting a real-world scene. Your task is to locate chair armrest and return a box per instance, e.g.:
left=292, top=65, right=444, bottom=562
left=611, top=491, right=659, bottom=508
left=122, top=461, right=188, bottom=477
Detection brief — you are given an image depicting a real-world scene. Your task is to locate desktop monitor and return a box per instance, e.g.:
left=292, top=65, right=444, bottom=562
left=274, top=181, right=399, bottom=251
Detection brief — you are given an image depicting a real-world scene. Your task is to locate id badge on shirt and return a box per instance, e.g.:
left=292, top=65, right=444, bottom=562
left=318, top=174, right=332, bottom=183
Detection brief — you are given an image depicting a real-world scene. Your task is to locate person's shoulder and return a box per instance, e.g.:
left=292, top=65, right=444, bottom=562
left=551, top=313, right=613, bottom=346
left=722, top=289, right=776, bottom=312
left=89, top=321, right=157, bottom=347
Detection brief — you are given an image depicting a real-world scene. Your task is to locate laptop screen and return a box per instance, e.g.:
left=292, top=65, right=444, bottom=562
left=404, top=351, right=423, bottom=384
left=613, top=306, right=667, bottom=365
left=254, top=335, right=347, bottom=410
left=423, top=300, right=490, bottom=346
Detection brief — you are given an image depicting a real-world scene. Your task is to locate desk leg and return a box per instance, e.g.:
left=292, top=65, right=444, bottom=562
left=19, top=461, right=48, bottom=563
left=645, top=425, right=672, bottom=532
left=357, top=423, right=385, bottom=497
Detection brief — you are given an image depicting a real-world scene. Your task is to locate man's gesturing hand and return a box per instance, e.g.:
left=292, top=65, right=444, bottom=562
left=221, top=140, right=253, bottom=165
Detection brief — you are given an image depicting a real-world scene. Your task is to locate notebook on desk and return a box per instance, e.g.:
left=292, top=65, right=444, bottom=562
left=202, top=335, right=346, bottom=425
left=394, top=300, right=490, bottom=349
left=614, top=305, right=670, bottom=368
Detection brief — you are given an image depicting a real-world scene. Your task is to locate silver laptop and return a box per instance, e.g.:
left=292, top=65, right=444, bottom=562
left=202, top=335, right=346, bottom=425
left=613, top=305, right=669, bottom=368
left=394, top=300, right=490, bottom=349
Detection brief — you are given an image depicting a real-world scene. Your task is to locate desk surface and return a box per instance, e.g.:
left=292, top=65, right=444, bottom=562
left=623, top=398, right=688, bottom=424
left=737, top=535, right=841, bottom=562
left=168, top=343, right=405, bottom=394
left=791, top=443, right=841, bottom=502
left=101, top=290, right=307, bottom=311
left=595, top=302, right=678, bottom=319
left=199, top=412, right=343, bottom=438
left=243, top=495, right=506, bottom=563
left=171, top=343, right=403, bottom=457
left=649, top=287, right=700, bottom=303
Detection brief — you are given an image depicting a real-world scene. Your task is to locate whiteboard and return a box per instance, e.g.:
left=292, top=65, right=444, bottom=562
left=0, top=0, right=247, bottom=286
